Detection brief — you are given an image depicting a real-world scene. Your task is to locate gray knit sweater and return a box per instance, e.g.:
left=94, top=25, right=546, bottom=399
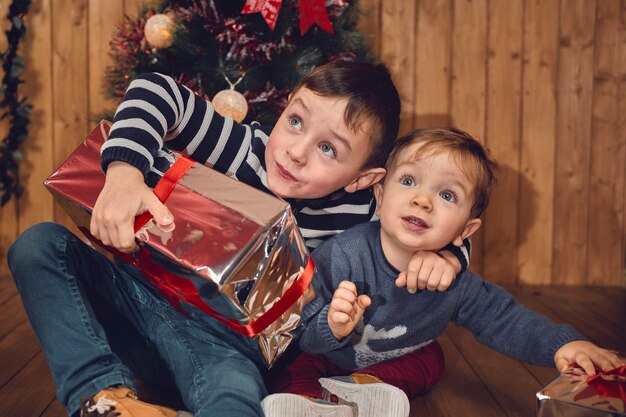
left=300, top=221, right=584, bottom=370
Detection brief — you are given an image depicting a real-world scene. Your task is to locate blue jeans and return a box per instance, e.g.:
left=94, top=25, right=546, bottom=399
left=8, top=222, right=267, bottom=417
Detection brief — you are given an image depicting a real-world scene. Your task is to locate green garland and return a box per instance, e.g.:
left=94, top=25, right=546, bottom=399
left=0, top=0, right=32, bottom=206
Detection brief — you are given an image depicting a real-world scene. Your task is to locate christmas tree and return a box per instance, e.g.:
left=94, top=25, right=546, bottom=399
left=106, top=0, right=374, bottom=125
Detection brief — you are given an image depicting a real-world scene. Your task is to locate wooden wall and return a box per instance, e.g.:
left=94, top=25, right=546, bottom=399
left=0, top=0, right=624, bottom=286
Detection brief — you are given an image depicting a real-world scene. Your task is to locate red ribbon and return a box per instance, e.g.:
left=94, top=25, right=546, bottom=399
left=86, top=155, right=315, bottom=337
left=241, top=0, right=333, bottom=35
left=586, top=365, right=626, bottom=402
left=241, top=0, right=283, bottom=31
left=298, top=0, right=333, bottom=35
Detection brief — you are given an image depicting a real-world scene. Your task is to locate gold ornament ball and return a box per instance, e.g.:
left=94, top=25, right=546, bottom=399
left=144, top=14, right=176, bottom=49
left=212, top=89, right=248, bottom=123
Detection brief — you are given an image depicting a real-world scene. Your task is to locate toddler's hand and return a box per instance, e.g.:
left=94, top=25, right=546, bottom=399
left=90, top=161, right=175, bottom=253
left=554, top=341, right=624, bottom=375
left=396, top=250, right=459, bottom=292
left=328, top=281, right=371, bottom=340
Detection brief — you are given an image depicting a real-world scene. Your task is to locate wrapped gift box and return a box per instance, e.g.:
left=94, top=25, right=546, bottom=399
left=536, top=364, right=625, bottom=416
left=44, top=121, right=314, bottom=368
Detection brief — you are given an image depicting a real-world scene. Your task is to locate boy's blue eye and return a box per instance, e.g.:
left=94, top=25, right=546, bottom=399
left=319, top=143, right=336, bottom=158
left=288, top=115, right=302, bottom=131
left=400, top=176, right=414, bottom=186
left=440, top=191, right=456, bottom=202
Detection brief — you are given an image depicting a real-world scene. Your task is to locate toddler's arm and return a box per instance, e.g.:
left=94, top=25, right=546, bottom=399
left=554, top=340, right=624, bottom=375
left=328, top=281, right=371, bottom=339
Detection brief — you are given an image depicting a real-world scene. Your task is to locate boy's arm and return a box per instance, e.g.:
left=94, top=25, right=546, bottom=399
left=93, top=72, right=255, bottom=251
left=396, top=239, right=470, bottom=292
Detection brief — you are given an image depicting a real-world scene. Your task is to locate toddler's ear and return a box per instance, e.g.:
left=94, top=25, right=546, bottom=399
left=344, top=168, right=386, bottom=193
left=452, top=218, right=481, bottom=247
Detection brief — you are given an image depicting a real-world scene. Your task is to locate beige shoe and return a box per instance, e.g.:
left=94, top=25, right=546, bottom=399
left=79, top=386, right=193, bottom=417
left=319, top=374, right=410, bottom=417
left=261, top=393, right=356, bottom=417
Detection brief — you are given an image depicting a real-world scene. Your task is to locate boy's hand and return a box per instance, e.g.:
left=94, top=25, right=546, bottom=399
left=90, top=161, right=175, bottom=253
left=396, top=250, right=460, bottom=292
left=328, top=281, right=371, bottom=340
left=554, top=341, right=624, bottom=375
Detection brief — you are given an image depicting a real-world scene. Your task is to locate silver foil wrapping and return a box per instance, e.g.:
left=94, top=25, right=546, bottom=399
left=536, top=364, right=625, bottom=416
left=44, top=121, right=313, bottom=368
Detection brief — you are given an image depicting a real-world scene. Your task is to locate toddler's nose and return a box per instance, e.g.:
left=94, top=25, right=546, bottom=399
left=412, top=192, right=432, bottom=210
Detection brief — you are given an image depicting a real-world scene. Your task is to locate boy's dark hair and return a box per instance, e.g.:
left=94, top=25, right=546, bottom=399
left=293, top=61, right=401, bottom=169
left=386, top=128, right=498, bottom=218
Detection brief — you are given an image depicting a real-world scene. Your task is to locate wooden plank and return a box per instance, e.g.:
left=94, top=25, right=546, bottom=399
left=0, top=0, right=15, bottom=278
left=0, top=352, right=58, bottom=417
left=518, top=0, right=559, bottom=285
left=0, top=321, right=40, bottom=388
left=481, top=0, right=523, bottom=285
left=357, top=0, right=381, bottom=58
left=380, top=0, right=417, bottom=135
left=41, top=400, right=67, bottom=417
left=587, top=0, right=626, bottom=285
left=552, top=0, right=596, bottom=284
left=51, top=0, right=90, bottom=231
left=415, top=0, right=452, bottom=128
left=622, top=0, right=626, bottom=290
left=445, top=324, right=543, bottom=417
left=19, top=0, right=55, bottom=237
left=562, top=286, right=626, bottom=331
left=451, top=0, right=488, bottom=274
left=521, top=362, right=559, bottom=388
left=124, top=0, right=149, bottom=17
left=525, top=286, right=625, bottom=349
left=88, top=0, right=125, bottom=121
left=506, top=285, right=624, bottom=350
left=0, top=294, right=27, bottom=340
left=0, top=159, right=17, bottom=279
left=0, top=277, right=17, bottom=305
left=409, top=333, right=505, bottom=417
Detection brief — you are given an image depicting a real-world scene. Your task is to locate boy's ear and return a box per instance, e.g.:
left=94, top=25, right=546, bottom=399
left=344, top=168, right=386, bottom=193
left=452, top=218, right=481, bottom=247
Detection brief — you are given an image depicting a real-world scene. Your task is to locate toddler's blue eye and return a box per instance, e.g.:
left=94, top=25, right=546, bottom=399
left=440, top=191, right=456, bottom=202
left=319, top=143, right=336, bottom=158
left=401, top=176, right=414, bottom=186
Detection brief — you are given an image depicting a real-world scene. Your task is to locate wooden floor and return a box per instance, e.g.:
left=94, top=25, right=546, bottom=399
left=0, top=274, right=624, bottom=417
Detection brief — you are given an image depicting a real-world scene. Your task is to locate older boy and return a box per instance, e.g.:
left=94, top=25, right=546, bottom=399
left=262, top=128, right=624, bottom=417
left=9, top=63, right=465, bottom=417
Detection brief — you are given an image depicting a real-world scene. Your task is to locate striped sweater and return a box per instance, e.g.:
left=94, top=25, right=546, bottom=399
left=101, top=72, right=471, bottom=263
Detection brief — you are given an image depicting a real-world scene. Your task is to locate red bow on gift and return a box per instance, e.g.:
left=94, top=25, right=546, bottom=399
left=241, top=0, right=334, bottom=35
left=586, top=365, right=626, bottom=402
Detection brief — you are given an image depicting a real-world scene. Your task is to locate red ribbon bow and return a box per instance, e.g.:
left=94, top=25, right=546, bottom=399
left=84, top=155, right=314, bottom=337
left=586, top=365, right=626, bottom=402
left=241, top=0, right=333, bottom=35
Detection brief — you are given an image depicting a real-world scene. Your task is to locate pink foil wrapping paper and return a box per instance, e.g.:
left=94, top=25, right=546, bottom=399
left=44, top=121, right=313, bottom=368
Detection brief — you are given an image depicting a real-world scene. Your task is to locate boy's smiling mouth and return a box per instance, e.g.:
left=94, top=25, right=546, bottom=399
left=276, top=162, right=298, bottom=182
left=402, top=216, right=429, bottom=231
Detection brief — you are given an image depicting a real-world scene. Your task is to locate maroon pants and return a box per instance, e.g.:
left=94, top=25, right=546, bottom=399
left=269, top=341, right=445, bottom=400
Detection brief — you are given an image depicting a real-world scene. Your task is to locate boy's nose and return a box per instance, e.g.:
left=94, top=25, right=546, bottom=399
left=286, top=141, right=307, bottom=165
